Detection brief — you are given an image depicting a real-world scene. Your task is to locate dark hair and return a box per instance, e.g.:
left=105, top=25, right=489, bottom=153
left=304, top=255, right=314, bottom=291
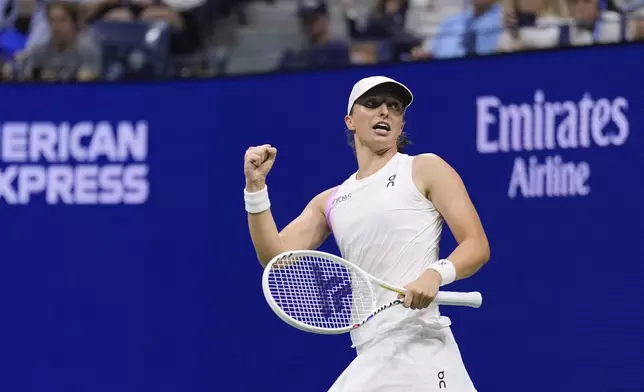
left=46, top=1, right=79, bottom=27
left=346, top=106, right=411, bottom=153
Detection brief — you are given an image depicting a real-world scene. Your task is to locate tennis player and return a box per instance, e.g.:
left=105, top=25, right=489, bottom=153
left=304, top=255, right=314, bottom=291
left=243, top=76, right=490, bottom=391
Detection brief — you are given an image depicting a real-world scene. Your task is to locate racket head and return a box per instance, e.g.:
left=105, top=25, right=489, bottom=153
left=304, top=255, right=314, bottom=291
left=262, top=250, right=377, bottom=334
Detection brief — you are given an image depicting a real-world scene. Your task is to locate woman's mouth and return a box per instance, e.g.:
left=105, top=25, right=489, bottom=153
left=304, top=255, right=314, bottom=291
left=373, top=122, right=391, bottom=135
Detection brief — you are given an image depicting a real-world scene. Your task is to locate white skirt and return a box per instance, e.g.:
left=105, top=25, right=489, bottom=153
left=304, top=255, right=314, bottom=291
left=328, top=324, right=477, bottom=392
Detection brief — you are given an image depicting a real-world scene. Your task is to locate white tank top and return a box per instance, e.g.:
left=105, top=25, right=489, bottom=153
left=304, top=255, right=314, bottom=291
left=325, top=153, right=452, bottom=348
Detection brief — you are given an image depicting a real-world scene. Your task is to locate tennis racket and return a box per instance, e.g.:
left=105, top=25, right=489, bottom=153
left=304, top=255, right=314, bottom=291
left=261, top=250, right=482, bottom=335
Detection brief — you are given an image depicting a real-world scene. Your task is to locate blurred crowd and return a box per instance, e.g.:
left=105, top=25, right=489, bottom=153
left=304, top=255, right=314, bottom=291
left=281, top=0, right=644, bottom=68
left=0, top=0, right=241, bottom=81
left=0, top=0, right=642, bottom=82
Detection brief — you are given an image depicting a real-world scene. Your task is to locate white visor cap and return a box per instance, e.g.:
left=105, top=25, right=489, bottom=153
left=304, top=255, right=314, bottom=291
left=346, top=76, right=414, bottom=115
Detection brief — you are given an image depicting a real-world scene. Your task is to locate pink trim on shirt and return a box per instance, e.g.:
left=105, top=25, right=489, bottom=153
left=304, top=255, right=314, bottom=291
left=324, top=186, right=340, bottom=232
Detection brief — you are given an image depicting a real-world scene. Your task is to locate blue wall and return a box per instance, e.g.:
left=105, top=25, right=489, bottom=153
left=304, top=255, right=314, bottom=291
left=1, top=43, right=643, bottom=392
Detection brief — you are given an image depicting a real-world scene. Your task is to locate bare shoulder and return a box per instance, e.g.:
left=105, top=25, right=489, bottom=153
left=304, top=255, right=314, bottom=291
left=307, top=186, right=338, bottom=213
left=279, top=186, right=337, bottom=251
left=413, top=152, right=446, bottom=167
left=413, top=153, right=461, bottom=175
left=412, top=153, right=463, bottom=198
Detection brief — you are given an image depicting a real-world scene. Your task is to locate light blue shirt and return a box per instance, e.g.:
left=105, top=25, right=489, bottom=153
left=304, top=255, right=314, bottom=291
left=429, top=3, right=503, bottom=59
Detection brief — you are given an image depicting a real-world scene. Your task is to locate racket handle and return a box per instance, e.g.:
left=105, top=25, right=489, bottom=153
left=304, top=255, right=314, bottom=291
left=434, top=291, right=482, bottom=308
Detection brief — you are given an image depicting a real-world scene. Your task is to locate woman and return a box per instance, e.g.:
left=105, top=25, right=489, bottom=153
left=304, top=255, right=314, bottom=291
left=243, top=76, right=490, bottom=391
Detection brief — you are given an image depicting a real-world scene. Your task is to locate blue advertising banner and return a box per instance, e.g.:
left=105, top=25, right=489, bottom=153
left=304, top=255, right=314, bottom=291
left=1, top=43, right=643, bottom=392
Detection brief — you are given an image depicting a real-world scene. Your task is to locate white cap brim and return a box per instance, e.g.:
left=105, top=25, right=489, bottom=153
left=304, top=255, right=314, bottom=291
left=347, top=76, right=413, bottom=115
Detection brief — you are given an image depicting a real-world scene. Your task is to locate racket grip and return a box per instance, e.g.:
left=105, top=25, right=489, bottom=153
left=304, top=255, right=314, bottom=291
left=434, top=291, right=483, bottom=308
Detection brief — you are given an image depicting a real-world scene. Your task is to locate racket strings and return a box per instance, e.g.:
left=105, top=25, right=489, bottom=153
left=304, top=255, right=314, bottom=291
left=267, top=254, right=374, bottom=330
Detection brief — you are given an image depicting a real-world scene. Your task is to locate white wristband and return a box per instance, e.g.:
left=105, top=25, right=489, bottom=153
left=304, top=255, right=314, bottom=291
left=244, top=185, right=271, bottom=214
left=427, top=259, right=456, bottom=286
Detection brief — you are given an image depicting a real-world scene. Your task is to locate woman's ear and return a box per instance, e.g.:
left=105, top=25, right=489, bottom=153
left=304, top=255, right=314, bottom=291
left=345, top=114, right=355, bottom=131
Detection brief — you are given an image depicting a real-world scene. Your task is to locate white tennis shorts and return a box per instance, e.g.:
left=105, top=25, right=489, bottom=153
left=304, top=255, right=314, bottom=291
left=327, top=324, right=477, bottom=392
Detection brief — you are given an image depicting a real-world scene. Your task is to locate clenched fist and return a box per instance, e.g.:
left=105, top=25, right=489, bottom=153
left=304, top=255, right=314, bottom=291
left=244, top=144, right=277, bottom=192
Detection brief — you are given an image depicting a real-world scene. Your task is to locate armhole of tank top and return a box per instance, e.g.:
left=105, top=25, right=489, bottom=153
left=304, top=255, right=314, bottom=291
left=324, top=186, right=340, bottom=233
left=406, top=155, right=437, bottom=211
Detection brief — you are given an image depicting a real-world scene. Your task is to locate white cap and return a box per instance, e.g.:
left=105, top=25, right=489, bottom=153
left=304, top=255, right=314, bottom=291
left=347, top=76, right=414, bottom=115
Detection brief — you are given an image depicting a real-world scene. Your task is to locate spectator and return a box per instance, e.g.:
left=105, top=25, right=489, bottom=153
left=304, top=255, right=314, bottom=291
left=403, top=0, right=463, bottom=41
left=409, top=0, right=504, bottom=60
left=497, top=0, right=563, bottom=52
left=23, top=0, right=97, bottom=51
left=83, top=0, right=203, bottom=55
left=344, top=0, right=409, bottom=39
left=15, top=1, right=101, bottom=81
left=343, top=0, right=422, bottom=61
left=278, top=0, right=351, bottom=70
left=559, top=0, right=631, bottom=45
